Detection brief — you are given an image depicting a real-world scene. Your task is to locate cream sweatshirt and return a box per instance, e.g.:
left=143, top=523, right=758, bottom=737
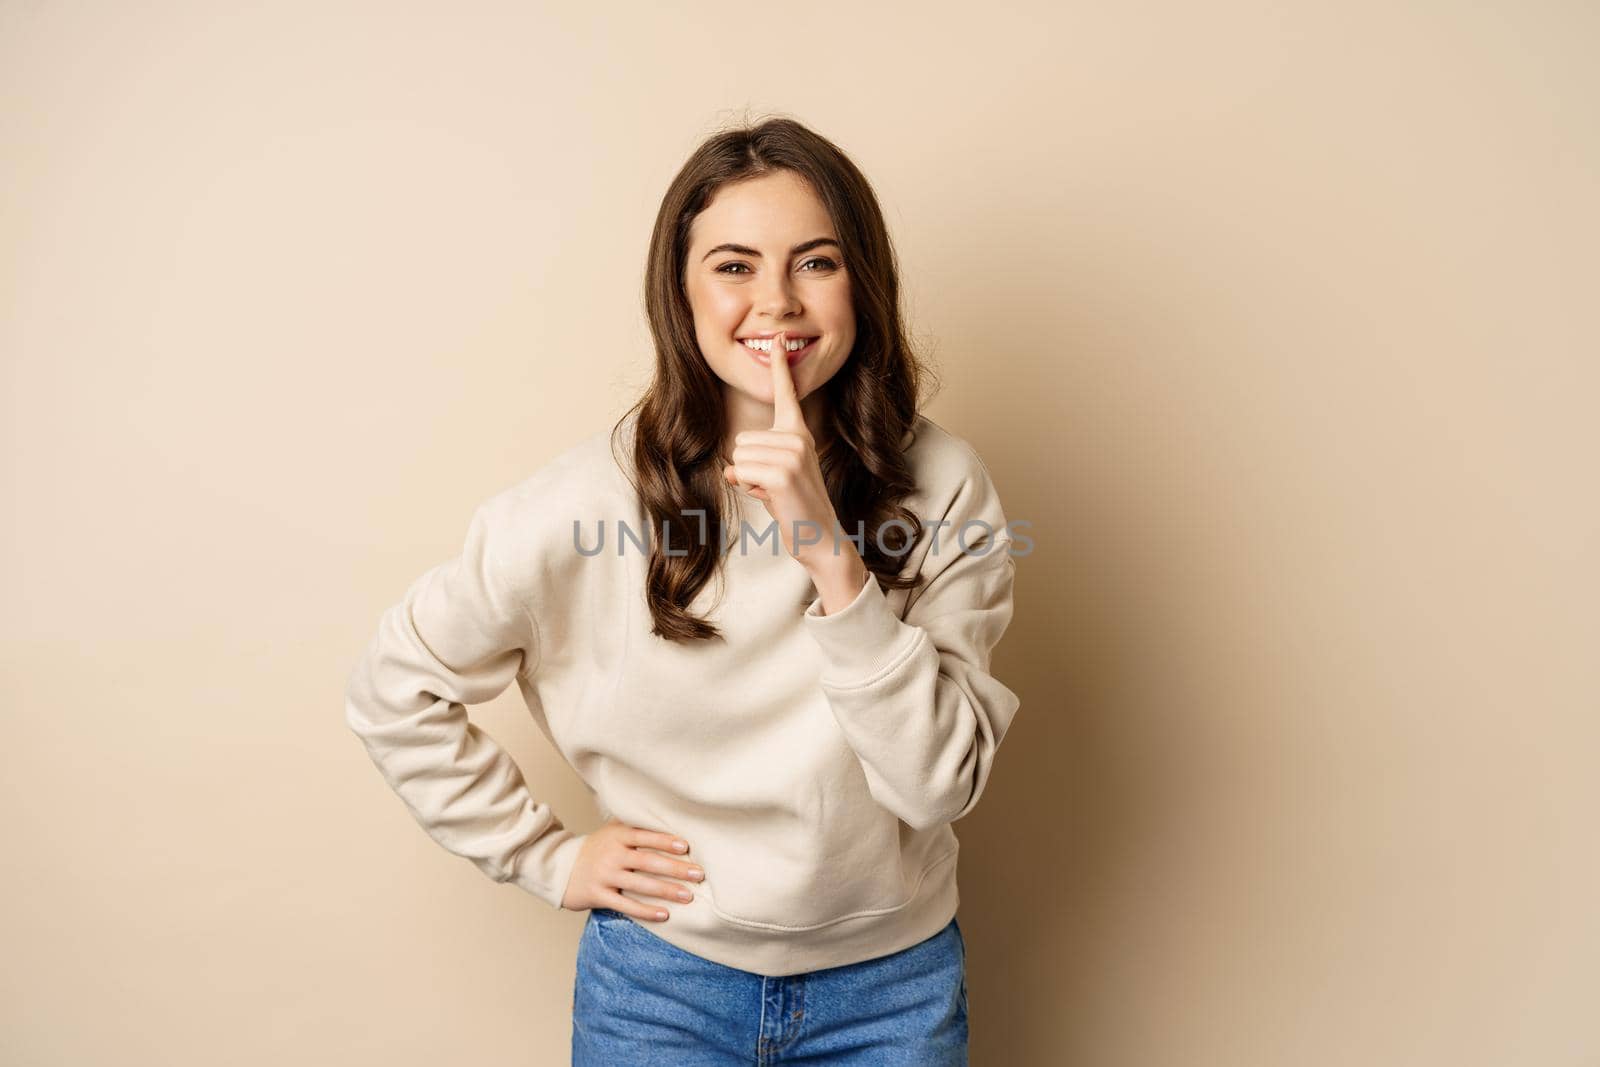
left=344, top=411, right=1022, bottom=977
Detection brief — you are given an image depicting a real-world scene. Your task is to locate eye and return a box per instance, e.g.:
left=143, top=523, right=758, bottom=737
left=714, top=257, right=840, bottom=275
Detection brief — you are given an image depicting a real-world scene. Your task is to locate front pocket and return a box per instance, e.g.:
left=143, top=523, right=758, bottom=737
left=701, top=829, right=959, bottom=931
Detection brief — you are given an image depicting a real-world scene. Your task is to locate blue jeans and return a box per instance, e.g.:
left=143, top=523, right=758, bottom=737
left=572, top=907, right=969, bottom=1065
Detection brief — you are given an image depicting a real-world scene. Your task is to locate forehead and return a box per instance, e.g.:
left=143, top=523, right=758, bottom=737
left=688, top=171, right=834, bottom=249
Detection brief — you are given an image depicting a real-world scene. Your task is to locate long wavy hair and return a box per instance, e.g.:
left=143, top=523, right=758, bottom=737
left=612, top=116, right=938, bottom=643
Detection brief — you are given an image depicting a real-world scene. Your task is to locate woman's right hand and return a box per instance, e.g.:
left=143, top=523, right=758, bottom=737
left=560, top=816, right=705, bottom=921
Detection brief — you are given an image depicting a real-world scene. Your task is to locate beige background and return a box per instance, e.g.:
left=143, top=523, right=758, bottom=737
left=3, top=1, right=1596, bottom=1064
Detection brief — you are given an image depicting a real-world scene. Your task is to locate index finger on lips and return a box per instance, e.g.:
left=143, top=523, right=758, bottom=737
left=768, top=329, right=804, bottom=432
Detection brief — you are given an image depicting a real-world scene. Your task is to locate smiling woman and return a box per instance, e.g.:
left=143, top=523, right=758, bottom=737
left=635, top=119, right=933, bottom=645
left=344, top=116, right=1017, bottom=1067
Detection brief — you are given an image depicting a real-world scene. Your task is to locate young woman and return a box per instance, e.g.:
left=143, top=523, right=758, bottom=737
left=345, top=117, right=1023, bottom=1064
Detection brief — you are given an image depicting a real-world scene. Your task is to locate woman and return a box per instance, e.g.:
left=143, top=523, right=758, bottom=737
left=345, top=117, right=1023, bottom=1064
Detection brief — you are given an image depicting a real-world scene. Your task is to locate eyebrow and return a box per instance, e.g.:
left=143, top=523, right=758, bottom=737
left=700, top=237, right=841, bottom=262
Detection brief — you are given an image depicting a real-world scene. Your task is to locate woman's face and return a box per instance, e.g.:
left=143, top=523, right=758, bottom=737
left=683, top=170, right=856, bottom=427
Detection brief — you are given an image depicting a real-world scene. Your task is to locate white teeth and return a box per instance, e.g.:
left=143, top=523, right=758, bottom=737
left=741, top=337, right=812, bottom=352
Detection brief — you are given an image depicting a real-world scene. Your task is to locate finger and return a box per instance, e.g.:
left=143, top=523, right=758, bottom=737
left=728, top=444, right=799, bottom=467
left=723, top=465, right=772, bottom=500
left=607, top=892, right=670, bottom=921
left=627, top=851, right=704, bottom=883
left=623, top=871, right=695, bottom=904
left=768, top=329, right=804, bottom=432
left=630, top=828, right=689, bottom=854
left=731, top=429, right=806, bottom=452
left=725, top=462, right=785, bottom=492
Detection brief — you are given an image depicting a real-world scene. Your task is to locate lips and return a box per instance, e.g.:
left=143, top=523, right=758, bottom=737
left=740, top=335, right=816, bottom=366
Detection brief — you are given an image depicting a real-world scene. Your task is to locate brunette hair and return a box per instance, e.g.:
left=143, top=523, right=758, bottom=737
left=612, top=116, right=937, bottom=642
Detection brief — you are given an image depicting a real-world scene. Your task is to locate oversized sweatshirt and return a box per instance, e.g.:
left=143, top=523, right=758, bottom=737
left=344, top=410, right=1022, bottom=977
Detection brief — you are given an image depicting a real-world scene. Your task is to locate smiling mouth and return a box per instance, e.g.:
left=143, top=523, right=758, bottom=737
left=739, top=336, right=816, bottom=353
left=739, top=336, right=816, bottom=365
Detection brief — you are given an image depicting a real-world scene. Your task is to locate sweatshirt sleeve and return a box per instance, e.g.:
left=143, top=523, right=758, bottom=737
left=800, top=462, right=1022, bottom=832
left=343, top=498, right=586, bottom=910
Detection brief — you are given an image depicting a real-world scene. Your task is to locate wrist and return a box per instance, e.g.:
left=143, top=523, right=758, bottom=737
left=805, top=545, right=870, bottom=616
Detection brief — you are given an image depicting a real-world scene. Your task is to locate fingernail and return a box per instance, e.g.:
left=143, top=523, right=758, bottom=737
left=688, top=867, right=704, bottom=880
left=673, top=840, right=688, bottom=852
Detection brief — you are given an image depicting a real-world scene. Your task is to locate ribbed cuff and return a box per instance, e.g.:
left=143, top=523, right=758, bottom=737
left=509, top=829, right=588, bottom=911
left=802, top=571, right=925, bottom=688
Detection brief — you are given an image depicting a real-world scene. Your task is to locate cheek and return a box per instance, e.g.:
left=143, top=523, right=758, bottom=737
left=824, top=301, right=855, bottom=342
left=821, top=288, right=854, bottom=332
left=695, top=287, right=743, bottom=327
left=685, top=284, right=735, bottom=336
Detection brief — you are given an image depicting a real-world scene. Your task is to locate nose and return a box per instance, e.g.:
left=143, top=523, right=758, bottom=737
left=755, top=266, right=802, bottom=319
